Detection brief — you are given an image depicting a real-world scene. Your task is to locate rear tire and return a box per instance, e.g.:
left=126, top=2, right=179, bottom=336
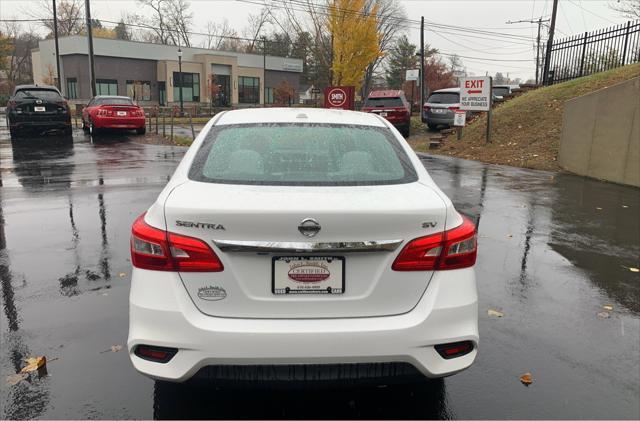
left=402, top=125, right=411, bottom=138
left=89, top=120, right=99, bottom=136
left=136, top=126, right=146, bottom=135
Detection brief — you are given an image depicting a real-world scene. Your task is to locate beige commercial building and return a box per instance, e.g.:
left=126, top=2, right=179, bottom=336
left=32, top=36, right=304, bottom=107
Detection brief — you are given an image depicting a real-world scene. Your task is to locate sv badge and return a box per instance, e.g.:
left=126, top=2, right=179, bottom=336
left=422, top=222, right=438, bottom=228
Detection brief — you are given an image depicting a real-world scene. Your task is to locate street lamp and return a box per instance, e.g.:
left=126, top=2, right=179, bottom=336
left=177, top=47, right=184, bottom=117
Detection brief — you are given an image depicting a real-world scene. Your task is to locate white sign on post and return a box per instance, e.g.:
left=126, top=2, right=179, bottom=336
left=453, top=111, right=466, bottom=127
left=459, top=76, right=491, bottom=111
left=406, top=69, right=419, bottom=81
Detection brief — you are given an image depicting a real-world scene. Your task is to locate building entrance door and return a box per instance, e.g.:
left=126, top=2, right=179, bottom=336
left=213, top=75, right=230, bottom=107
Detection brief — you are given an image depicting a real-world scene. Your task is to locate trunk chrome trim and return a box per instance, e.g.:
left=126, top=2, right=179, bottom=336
left=213, top=239, right=404, bottom=253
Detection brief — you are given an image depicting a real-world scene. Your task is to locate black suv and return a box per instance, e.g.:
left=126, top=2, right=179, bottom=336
left=6, top=85, right=72, bottom=138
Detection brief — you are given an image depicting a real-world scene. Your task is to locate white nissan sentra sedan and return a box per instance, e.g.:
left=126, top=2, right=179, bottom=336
left=128, top=108, right=478, bottom=383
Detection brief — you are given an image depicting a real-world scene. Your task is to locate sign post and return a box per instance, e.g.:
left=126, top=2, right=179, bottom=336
left=453, top=110, right=466, bottom=140
left=459, top=76, right=493, bottom=143
left=406, top=69, right=419, bottom=115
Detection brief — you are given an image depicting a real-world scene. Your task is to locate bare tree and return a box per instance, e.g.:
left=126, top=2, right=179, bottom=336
left=137, top=0, right=171, bottom=44
left=203, top=19, right=237, bottom=50
left=137, top=0, right=193, bottom=46
left=165, top=0, right=192, bottom=47
left=243, top=7, right=272, bottom=53
left=30, top=0, right=84, bottom=37
left=1, top=22, right=40, bottom=92
left=273, top=0, right=332, bottom=87
left=608, top=0, right=640, bottom=19
left=362, top=0, right=407, bottom=98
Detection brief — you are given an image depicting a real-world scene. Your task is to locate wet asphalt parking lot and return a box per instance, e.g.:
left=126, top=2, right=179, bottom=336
left=0, top=125, right=639, bottom=419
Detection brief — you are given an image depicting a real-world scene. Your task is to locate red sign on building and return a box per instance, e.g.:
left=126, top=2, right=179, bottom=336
left=323, top=86, right=355, bottom=110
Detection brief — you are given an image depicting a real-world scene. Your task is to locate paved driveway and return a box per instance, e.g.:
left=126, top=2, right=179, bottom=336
left=1, top=129, right=638, bottom=419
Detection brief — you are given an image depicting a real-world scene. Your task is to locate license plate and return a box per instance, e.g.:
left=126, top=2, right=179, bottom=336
left=432, top=108, right=446, bottom=114
left=380, top=112, right=388, bottom=117
left=272, top=256, right=344, bottom=294
left=34, top=106, right=45, bottom=112
left=117, top=111, right=127, bottom=116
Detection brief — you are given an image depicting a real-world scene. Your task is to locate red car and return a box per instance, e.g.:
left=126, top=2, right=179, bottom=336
left=82, top=95, right=146, bottom=135
left=361, top=90, right=411, bottom=137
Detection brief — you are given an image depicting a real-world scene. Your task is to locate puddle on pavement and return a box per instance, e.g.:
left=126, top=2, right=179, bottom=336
left=0, top=138, right=638, bottom=419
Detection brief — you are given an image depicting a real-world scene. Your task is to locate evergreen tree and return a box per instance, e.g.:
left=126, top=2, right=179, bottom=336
left=385, top=35, right=417, bottom=89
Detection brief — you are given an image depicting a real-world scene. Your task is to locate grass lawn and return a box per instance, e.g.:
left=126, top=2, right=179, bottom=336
left=409, top=63, right=640, bottom=171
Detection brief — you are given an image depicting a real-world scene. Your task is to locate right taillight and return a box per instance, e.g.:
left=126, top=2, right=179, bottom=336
left=131, top=213, right=224, bottom=272
left=392, top=216, right=477, bottom=271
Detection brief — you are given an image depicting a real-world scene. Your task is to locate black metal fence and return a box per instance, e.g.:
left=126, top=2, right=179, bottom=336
left=546, top=20, right=640, bottom=85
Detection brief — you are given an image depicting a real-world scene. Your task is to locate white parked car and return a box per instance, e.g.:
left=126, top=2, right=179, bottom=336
left=128, top=108, right=478, bottom=383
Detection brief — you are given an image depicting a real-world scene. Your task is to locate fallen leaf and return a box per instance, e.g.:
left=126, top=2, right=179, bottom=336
left=520, top=372, right=533, bottom=385
left=596, top=207, right=603, bottom=210
left=622, top=205, right=628, bottom=208
left=118, top=272, right=126, bottom=278
left=630, top=267, right=639, bottom=273
left=6, top=373, right=28, bottom=385
left=507, top=234, right=513, bottom=238
left=597, top=311, right=611, bottom=319
left=111, top=345, right=122, bottom=353
left=602, top=304, right=614, bottom=311
left=20, top=356, right=46, bottom=374
left=488, top=309, right=504, bottom=318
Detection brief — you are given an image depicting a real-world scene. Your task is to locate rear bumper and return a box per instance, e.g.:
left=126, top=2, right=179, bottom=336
left=422, top=115, right=454, bottom=126
left=128, top=268, right=478, bottom=382
left=8, top=116, right=71, bottom=130
left=93, top=117, right=145, bottom=129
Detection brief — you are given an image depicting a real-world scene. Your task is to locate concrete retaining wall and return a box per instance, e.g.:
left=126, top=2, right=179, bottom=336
left=558, top=77, right=640, bottom=187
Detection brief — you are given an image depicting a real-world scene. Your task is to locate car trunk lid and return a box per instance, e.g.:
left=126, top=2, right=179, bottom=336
left=163, top=180, right=447, bottom=319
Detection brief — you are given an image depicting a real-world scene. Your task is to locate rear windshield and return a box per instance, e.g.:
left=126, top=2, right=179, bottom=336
left=94, top=98, right=134, bottom=106
left=14, top=89, right=62, bottom=101
left=188, top=123, right=418, bottom=186
left=426, top=92, right=459, bottom=104
left=364, top=97, right=404, bottom=108
left=492, top=87, right=510, bottom=96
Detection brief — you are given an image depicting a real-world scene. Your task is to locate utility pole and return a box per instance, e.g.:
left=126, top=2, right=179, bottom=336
left=262, top=36, right=266, bottom=106
left=506, top=17, right=549, bottom=85
left=420, top=16, right=425, bottom=119
left=542, top=0, right=559, bottom=85
left=84, top=0, right=96, bottom=96
left=52, top=0, right=61, bottom=92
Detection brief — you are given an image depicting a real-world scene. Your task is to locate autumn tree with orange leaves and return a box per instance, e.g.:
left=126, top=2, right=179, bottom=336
left=328, top=0, right=382, bottom=90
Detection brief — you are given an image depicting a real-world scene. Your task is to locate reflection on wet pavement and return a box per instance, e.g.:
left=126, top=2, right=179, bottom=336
left=0, top=130, right=638, bottom=419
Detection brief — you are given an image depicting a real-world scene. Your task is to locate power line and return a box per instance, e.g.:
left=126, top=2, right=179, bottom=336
left=252, top=0, right=535, bottom=41
left=565, top=0, right=617, bottom=25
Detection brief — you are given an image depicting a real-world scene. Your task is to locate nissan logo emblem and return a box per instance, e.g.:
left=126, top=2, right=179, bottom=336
left=298, top=218, right=321, bottom=238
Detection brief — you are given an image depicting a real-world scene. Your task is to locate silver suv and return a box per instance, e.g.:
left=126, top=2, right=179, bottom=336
left=421, top=88, right=460, bottom=130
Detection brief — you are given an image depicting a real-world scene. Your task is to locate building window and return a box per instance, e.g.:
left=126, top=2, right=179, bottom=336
left=238, top=76, right=260, bottom=104
left=96, top=79, right=118, bottom=95
left=126, top=80, right=151, bottom=101
left=66, top=78, right=78, bottom=99
left=173, top=72, right=200, bottom=102
left=265, top=87, right=274, bottom=104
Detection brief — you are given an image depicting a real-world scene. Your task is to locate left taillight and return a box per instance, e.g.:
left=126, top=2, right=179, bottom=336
left=130, top=213, right=224, bottom=272
left=392, top=215, right=477, bottom=271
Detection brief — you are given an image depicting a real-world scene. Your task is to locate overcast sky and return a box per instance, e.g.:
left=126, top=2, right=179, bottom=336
left=1, top=0, right=631, bottom=80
